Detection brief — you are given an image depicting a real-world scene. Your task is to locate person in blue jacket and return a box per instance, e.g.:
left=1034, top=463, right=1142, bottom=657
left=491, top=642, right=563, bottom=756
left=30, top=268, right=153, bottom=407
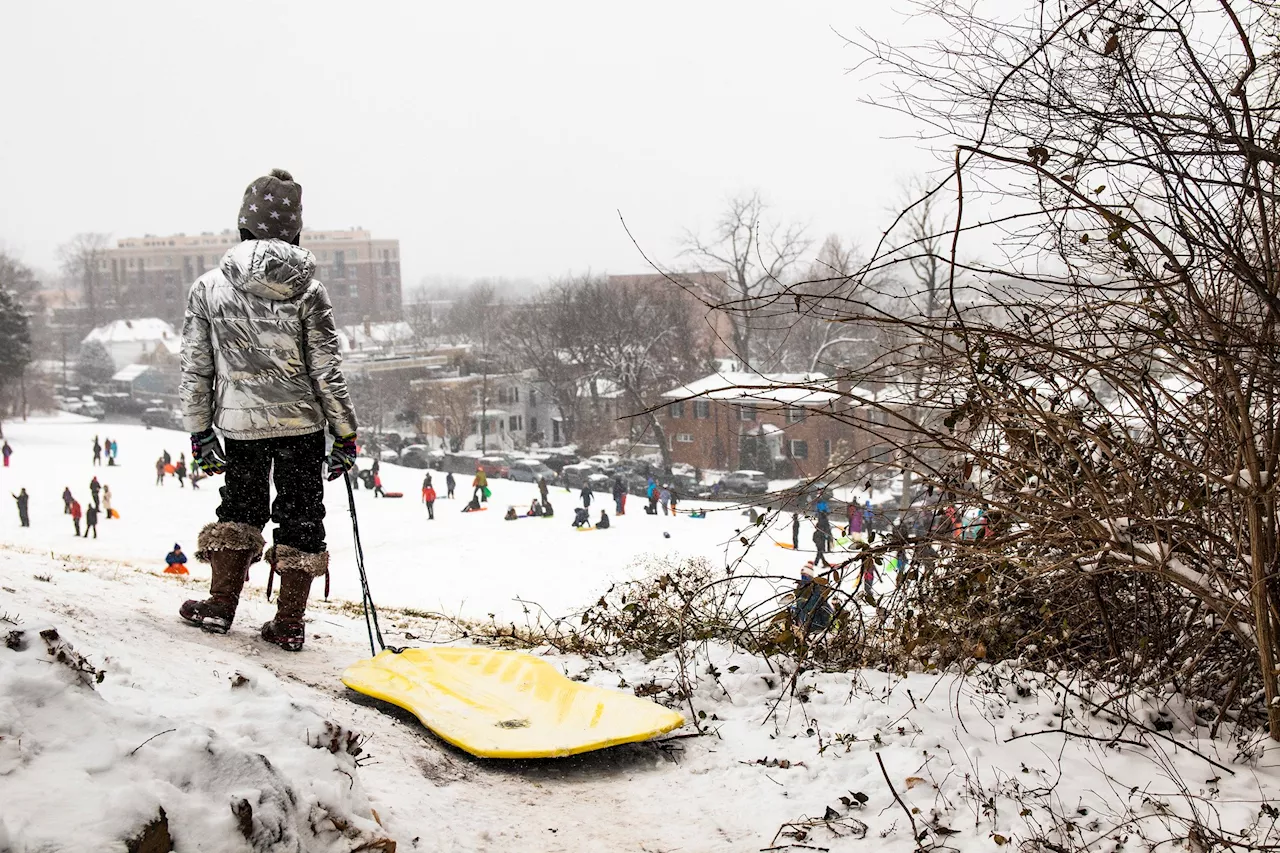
left=165, top=543, right=188, bottom=570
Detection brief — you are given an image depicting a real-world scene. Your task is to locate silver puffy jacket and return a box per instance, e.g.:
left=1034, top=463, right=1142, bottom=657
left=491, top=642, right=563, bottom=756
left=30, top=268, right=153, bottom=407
left=180, top=240, right=358, bottom=440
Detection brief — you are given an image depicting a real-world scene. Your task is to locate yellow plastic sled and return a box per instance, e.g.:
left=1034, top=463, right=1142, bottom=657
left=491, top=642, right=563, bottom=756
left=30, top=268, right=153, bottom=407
left=341, top=647, right=685, bottom=758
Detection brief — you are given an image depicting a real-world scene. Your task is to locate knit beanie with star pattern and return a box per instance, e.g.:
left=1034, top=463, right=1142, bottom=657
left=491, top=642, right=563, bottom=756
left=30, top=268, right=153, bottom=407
left=238, top=168, right=303, bottom=243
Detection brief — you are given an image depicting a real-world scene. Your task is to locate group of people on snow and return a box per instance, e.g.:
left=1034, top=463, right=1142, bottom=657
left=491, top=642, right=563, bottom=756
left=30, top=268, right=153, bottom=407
left=93, top=435, right=120, bottom=466
left=154, top=449, right=202, bottom=488
left=63, top=477, right=113, bottom=538
left=8, top=464, right=116, bottom=536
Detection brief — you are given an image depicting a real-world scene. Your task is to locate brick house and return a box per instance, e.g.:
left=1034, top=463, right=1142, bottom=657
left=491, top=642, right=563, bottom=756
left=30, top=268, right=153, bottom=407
left=659, top=372, right=883, bottom=478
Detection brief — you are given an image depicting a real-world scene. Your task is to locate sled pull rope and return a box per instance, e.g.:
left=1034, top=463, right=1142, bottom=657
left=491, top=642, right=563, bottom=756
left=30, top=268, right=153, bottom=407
left=345, top=472, right=403, bottom=657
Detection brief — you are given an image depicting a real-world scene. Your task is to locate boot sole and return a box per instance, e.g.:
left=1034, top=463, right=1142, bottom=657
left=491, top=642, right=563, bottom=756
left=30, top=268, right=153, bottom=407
left=179, top=615, right=232, bottom=634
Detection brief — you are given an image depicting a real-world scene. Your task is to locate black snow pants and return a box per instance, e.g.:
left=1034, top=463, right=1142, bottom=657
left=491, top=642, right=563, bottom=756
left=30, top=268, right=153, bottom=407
left=217, top=431, right=326, bottom=554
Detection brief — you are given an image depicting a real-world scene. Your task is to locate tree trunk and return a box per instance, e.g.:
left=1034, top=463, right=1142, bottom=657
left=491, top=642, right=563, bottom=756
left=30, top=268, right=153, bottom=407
left=1248, top=497, right=1280, bottom=739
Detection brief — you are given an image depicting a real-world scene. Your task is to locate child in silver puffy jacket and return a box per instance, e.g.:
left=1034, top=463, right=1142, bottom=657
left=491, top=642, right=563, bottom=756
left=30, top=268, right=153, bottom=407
left=178, top=168, right=359, bottom=651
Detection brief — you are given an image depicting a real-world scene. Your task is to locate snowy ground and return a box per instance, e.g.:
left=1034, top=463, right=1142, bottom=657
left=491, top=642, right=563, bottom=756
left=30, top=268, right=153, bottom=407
left=4, top=415, right=1280, bottom=851
left=0, top=416, right=812, bottom=623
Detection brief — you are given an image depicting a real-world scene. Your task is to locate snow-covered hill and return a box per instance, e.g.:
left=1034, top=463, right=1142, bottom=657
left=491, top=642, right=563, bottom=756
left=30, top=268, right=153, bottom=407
left=0, top=415, right=795, bottom=623
left=4, top=415, right=1280, bottom=851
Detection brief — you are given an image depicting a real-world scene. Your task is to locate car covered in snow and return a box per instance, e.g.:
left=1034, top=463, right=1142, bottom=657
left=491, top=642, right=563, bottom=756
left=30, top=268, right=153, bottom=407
left=560, top=461, right=602, bottom=488
left=141, top=407, right=182, bottom=429
left=397, top=444, right=437, bottom=469
left=717, top=470, right=769, bottom=495
left=508, top=459, right=557, bottom=483
left=537, top=450, right=580, bottom=472
left=584, top=472, right=612, bottom=493
left=587, top=453, right=621, bottom=474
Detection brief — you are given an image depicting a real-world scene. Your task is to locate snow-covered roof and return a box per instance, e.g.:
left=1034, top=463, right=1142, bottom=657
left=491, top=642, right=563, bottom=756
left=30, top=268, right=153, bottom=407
left=83, top=318, right=177, bottom=346
left=577, top=377, right=624, bottom=400
left=662, top=371, right=845, bottom=407
left=338, top=322, right=416, bottom=351
left=111, top=364, right=150, bottom=383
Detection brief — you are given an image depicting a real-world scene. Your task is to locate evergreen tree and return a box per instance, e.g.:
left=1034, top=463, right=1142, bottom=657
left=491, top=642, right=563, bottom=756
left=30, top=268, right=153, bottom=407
left=75, top=339, right=115, bottom=389
left=0, top=286, right=32, bottom=427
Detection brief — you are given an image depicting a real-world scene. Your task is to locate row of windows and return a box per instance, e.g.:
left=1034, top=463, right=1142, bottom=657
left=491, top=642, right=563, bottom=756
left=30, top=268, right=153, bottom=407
left=508, top=415, right=541, bottom=433
left=668, top=400, right=712, bottom=419
left=669, top=401, right=812, bottom=422
left=110, top=249, right=400, bottom=271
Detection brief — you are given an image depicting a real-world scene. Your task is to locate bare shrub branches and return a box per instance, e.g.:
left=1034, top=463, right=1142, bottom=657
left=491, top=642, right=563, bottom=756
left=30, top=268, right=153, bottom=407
left=634, top=0, right=1280, bottom=736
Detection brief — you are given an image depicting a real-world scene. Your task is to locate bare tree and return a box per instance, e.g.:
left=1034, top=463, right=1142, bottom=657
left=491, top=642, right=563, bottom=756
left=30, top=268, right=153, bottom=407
left=771, top=234, right=872, bottom=373
left=817, top=0, right=1280, bottom=735
left=681, top=193, right=810, bottom=367
left=581, top=277, right=707, bottom=470
left=402, top=285, right=440, bottom=346
left=500, top=277, right=595, bottom=445
left=57, top=233, right=111, bottom=325
left=438, top=281, right=511, bottom=451
left=416, top=377, right=480, bottom=453
left=671, top=0, right=1280, bottom=738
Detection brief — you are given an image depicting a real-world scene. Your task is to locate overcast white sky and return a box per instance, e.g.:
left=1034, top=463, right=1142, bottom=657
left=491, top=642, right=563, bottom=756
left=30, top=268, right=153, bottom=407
left=1, top=1, right=943, bottom=288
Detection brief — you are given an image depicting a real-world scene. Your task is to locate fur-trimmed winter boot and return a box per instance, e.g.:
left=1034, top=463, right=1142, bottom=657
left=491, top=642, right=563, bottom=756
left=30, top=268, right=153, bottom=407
left=260, top=544, right=328, bottom=652
left=179, top=522, right=264, bottom=633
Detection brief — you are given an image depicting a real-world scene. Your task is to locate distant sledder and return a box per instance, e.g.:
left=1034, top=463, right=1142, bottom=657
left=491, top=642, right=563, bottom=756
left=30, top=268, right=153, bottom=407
left=178, top=168, right=359, bottom=653
left=766, top=562, right=839, bottom=645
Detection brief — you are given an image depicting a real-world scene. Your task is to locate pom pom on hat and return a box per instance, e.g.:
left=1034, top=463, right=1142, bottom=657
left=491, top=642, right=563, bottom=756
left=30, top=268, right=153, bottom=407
left=238, top=169, right=303, bottom=242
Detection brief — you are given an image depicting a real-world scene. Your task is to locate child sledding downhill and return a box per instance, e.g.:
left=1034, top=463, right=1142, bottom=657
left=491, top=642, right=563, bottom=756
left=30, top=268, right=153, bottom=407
left=178, top=168, right=359, bottom=653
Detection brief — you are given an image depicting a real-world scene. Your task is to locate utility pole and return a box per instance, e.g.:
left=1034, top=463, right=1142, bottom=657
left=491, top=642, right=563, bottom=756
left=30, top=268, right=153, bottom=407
left=480, top=325, right=489, bottom=454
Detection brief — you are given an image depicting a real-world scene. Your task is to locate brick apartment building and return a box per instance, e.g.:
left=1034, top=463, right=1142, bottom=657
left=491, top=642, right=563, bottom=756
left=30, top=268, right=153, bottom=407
left=97, top=228, right=402, bottom=326
left=660, top=372, right=896, bottom=478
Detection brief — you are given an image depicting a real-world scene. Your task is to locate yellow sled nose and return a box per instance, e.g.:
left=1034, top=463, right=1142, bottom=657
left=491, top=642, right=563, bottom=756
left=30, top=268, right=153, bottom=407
left=341, top=647, right=685, bottom=758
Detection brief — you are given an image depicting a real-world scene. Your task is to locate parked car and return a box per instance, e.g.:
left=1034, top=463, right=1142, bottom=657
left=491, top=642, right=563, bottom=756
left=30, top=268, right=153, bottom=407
left=95, top=392, right=143, bottom=415
left=141, top=407, right=181, bottom=429
left=476, top=455, right=511, bottom=478
left=397, top=445, right=437, bottom=469
left=718, top=470, right=770, bottom=495
left=670, top=462, right=698, bottom=479
left=613, top=458, right=654, bottom=478
left=587, top=453, right=621, bottom=474
left=538, top=451, right=581, bottom=473
left=560, top=461, right=601, bottom=488
left=509, top=459, right=557, bottom=483
left=670, top=472, right=712, bottom=500
left=623, top=471, right=655, bottom=497
left=378, top=448, right=400, bottom=463
left=585, top=472, right=613, bottom=493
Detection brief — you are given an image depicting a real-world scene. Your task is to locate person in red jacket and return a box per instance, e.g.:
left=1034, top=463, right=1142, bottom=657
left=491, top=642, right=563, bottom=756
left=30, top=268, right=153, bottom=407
left=422, top=484, right=436, bottom=520
left=69, top=499, right=82, bottom=537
